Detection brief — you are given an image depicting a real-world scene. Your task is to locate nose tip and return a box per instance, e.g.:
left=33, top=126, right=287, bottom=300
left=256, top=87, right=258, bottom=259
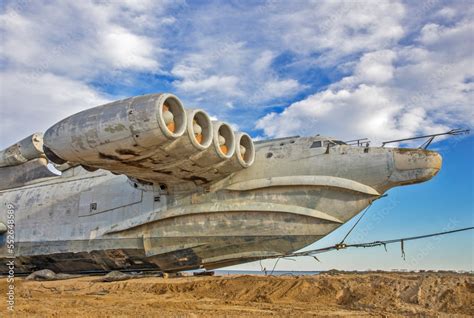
left=390, top=148, right=442, bottom=185
left=430, top=152, right=442, bottom=172
left=393, top=148, right=442, bottom=171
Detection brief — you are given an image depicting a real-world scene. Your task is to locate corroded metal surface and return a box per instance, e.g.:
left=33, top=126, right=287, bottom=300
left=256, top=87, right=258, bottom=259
left=0, top=158, right=56, bottom=191
left=0, top=133, right=44, bottom=167
left=40, top=94, right=255, bottom=187
left=0, top=93, right=442, bottom=274
left=223, top=175, right=380, bottom=195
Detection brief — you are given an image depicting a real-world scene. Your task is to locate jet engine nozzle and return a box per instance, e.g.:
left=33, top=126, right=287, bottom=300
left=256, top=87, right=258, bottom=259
left=235, top=133, right=255, bottom=167
left=187, top=109, right=213, bottom=149
left=211, top=132, right=256, bottom=175
left=210, top=121, right=236, bottom=159
left=158, top=94, right=187, bottom=138
left=38, top=93, right=254, bottom=185
left=0, top=133, right=45, bottom=167
left=43, top=93, right=187, bottom=165
left=160, top=109, right=214, bottom=159
left=389, top=149, right=442, bottom=186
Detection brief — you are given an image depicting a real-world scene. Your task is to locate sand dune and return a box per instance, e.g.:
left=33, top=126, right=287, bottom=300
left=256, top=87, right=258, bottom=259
left=1, top=271, right=472, bottom=317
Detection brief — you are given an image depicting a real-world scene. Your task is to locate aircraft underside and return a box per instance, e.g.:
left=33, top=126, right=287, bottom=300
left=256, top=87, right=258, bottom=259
left=0, top=234, right=323, bottom=274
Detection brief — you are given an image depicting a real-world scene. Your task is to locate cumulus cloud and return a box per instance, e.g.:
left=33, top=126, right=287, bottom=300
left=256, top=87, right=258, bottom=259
left=167, top=0, right=407, bottom=112
left=175, top=75, right=241, bottom=96
left=0, top=1, right=168, bottom=78
left=264, top=1, right=405, bottom=62
left=256, top=84, right=406, bottom=142
left=0, top=0, right=175, bottom=147
left=256, top=10, right=474, bottom=145
left=0, top=71, right=110, bottom=146
left=0, top=0, right=472, bottom=150
left=170, top=39, right=303, bottom=107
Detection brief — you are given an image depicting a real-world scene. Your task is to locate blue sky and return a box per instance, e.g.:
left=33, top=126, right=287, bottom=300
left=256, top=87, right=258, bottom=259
left=0, top=0, right=472, bottom=270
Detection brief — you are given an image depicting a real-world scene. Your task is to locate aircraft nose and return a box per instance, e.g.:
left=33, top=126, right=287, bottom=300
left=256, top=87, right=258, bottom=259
left=394, top=148, right=442, bottom=171
left=389, top=148, right=442, bottom=185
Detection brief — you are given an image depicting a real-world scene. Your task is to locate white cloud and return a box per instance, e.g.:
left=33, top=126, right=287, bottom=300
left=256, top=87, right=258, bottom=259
left=170, top=45, right=306, bottom=128
left=252, top=50, right=275, bottom=73
left=253, top=79, right=302, bottom=102
left=353, top=50, right=397, bottom=84
left=0, top=71, right=110, bottom=147
left=257, top=84, right=402, bottom=143
left=170, top=39, right=303, bottom=107
left=0, top=0, right=169, bottom=79
left=99, top=25, right=158, bottom=70
left=436, top=7, right=457, bottom=20
left=175, top=75, right=241, bottom=96
left=337, top=50, right=397, bottom=87
left=264, top=1, right=405, bottom=63
left=0, top=0, right=174, bottom=147
left=164, top=0, right=407, bottom=118
left=256, top=15, right=474, bottom=144
left=0, top=0, right=472, bottom=152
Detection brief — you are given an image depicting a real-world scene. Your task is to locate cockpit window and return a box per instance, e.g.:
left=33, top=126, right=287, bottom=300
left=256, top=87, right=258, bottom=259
left=310, top=140, right=346, bottom=148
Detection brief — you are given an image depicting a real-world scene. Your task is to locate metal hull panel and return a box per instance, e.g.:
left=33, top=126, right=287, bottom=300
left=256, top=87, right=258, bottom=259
left=0, top=235, right=321, bottom=274
left=0, top=135, right=441, bottom=273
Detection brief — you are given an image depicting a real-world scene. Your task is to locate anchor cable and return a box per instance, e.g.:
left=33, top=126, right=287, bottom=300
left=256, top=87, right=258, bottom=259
left=278, top=226, right=474, bottom=259
left=337, top=194, right=387, bottom=248
left=338, top=203, right=372, bottom=246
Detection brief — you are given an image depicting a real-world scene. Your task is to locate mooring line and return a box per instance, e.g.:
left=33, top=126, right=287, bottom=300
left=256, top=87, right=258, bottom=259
left=281, top=226, right=474, bottom=259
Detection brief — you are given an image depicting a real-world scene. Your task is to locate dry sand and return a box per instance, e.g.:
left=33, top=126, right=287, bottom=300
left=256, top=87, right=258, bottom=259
left=0, top=271, right=472, bottom=317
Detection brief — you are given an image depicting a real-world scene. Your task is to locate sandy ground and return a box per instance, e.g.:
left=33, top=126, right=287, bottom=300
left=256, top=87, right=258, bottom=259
left=0, top=271, right=472, bottom=317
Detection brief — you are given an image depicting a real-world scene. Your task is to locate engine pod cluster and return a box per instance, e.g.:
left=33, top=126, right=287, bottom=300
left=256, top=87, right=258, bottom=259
left=41, top=93, right=255, bottom=185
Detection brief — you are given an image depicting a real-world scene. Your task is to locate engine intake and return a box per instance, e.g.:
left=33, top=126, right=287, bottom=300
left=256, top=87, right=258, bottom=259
left=214, top=132, right=256, bottom=175
left=40, top=93, right=254, bottom=186
left=43, top=93, right=187, bottom=166
left=0, top=133, right=45, bottom=167
left=156, top=109, right=214, bottom=162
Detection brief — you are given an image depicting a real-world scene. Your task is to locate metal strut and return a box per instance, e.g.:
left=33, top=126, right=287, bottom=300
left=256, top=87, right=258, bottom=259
left=336, top=194, right=388, bottom=249
left=335, top=204, right=372, bottom=250
left=381, top=128, right=470, bottom=149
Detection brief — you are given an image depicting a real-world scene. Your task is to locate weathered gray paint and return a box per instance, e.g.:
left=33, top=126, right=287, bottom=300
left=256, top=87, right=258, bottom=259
left=0, top=133, right=44, bottom=167
left=41, top=94, right=252, bottom=188
left=0, top=158, right=56, bottom=191
left=0, top=94, right=442, bottom=273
